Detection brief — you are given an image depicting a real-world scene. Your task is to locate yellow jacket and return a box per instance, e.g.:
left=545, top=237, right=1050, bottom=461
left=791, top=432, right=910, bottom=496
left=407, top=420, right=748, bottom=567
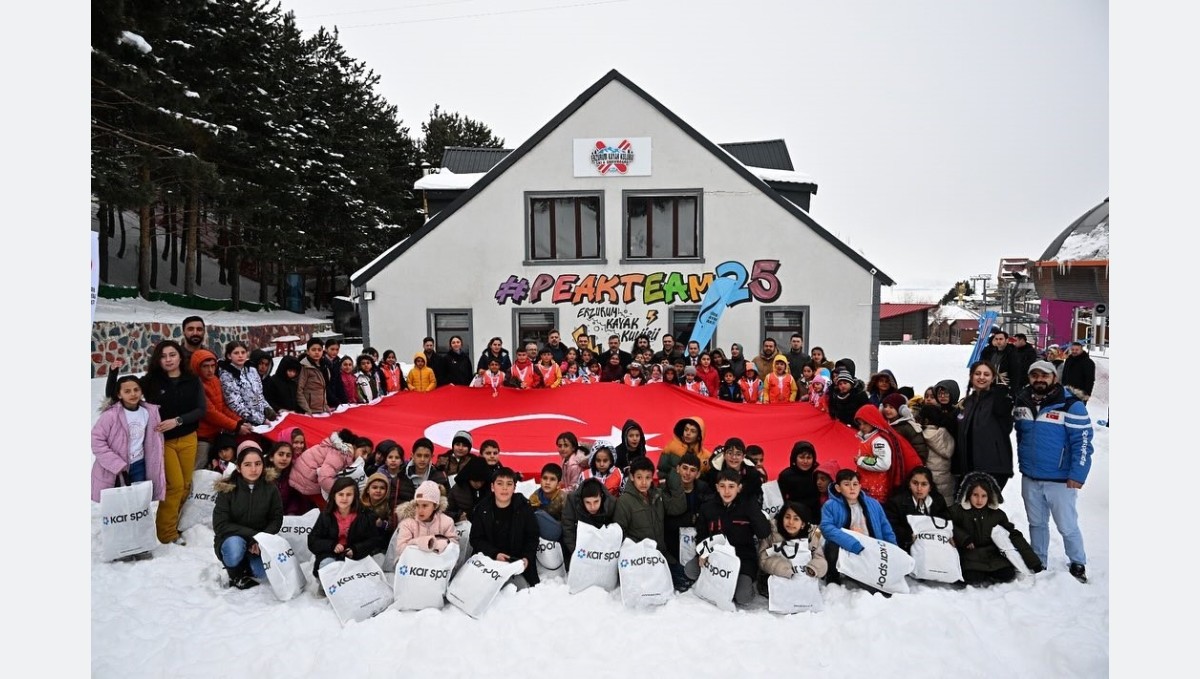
left=407, top=353, right=437, bottom=392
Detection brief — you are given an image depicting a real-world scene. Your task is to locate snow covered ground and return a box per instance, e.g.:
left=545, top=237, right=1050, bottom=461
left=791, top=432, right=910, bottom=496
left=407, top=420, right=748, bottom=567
left=86, top=344, right=1110, bottom=678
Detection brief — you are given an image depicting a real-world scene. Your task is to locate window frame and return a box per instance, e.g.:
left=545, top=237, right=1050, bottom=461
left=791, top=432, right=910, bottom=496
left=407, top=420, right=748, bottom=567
left=759, top=305, right=809, bottom=356
left=511, top=308, right=560, bottom=354
left=524, top=190, right=606, bottom=265
left=426, top=308, right=474, bottom=355
left=621, top=189, right=704, bottom=264
left=669, top=305, right=717, bottom=352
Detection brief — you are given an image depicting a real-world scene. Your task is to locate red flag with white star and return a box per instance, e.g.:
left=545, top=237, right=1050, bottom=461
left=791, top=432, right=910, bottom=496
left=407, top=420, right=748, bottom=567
left=260, top=383, right=860, bottom=478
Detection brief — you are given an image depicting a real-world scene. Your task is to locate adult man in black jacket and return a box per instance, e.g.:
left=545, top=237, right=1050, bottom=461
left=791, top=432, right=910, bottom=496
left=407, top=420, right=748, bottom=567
left=1009, top=334, right=1039, bottom=388
left=1060, top=342, right=1096, bottom=401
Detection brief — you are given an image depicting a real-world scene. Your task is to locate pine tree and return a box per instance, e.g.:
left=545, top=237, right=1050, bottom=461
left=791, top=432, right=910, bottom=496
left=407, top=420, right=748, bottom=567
left=419, top=104, right=505, bottom=167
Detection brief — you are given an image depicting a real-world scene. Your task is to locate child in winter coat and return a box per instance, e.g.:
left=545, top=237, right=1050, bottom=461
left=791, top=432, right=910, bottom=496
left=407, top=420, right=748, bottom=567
left=307, top=476, right=388, bottom=581
left=765, top=355, right=798, bottom=403
left=91, top=374, right=167, bottom=504
left=918, top=405, right=957, bottom=505
left=393, top=480, right=459, bottom=556
left=757, top=501, right=828, bottom=595
left=406, top=352, right=437, bottom=392
left=658, top=416, right=711, bottom=478
left=949, top=472, right=1044, bottom=585
left=471, top=356, right=507, bottom=392
left=579, top=443, right=624, bottom=497
left=622, top=362, right=646, bottom=387
left=681, top=365, right=709, bottom=396
left=717, top=367, right=743, bottom=402
left=447, top=454, right=492, bottom=522
left=777, top=441, right=820, bottom=510
left=338, top=356, right=359, bottom=405
left=691, top=468, right=774, bottom=605
left=266, top=441, right=313, bottom=516
left=528, top=462, right=567, bottom=539
left=535, top=347, right=563, bottom=388
left=737, top=362, right=766, bottom=404
left=701, top=438, right=763, bottom=504
left=207, top=433, right=237, bottom=475
left=354, top=354, right=384, bottom=402
left=881, top=393, right=929, bottom=464
left=807, top=374, right=830, bottom=413
left=555, top=432, right=589, bottom=491
left=510, top=348, right=538, bottom=389
left=212, top=442, right=284, bottom=589
left=883, top=466, right=951, bottom=552
left=562, top=478, right=617, bottom=567
left=361, top=472, right=396, bottom=542
left=820, top=469, right=898, bottom=586
left=289, top=429, right=365, bottom=510
left=853, top=404, right=922, bottom=503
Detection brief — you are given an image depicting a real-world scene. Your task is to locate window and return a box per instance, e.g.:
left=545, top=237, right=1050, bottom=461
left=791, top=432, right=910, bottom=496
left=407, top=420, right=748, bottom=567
left=761, top=307, right=807, bottom=352
left=527, top=192, right=603, bottom=261
left=513, top=309, right=558, bottom=351
left=624, top=191, right=701, bottom=260
left=427, top=309, right=472, bottom=353
left=669, top=305, right=716, bottom=351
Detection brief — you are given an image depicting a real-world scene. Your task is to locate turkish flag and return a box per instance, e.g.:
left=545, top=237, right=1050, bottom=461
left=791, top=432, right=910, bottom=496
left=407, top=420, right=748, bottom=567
left=261, top=384, right=861, bottom=479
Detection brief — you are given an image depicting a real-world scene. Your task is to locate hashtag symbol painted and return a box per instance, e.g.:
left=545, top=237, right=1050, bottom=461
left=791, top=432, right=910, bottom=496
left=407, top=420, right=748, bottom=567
left=494, top=275, right=530, bottom=305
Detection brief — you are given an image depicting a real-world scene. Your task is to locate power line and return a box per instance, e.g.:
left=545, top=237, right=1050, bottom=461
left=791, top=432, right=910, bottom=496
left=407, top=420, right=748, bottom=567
left=299, top=0, right=477, bottom=20
left=337, top=0, right=629, bottom=29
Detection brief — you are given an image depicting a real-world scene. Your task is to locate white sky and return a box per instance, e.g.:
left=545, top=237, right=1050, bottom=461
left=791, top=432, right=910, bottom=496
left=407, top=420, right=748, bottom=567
left=279, top=0, right=1108, bottom=300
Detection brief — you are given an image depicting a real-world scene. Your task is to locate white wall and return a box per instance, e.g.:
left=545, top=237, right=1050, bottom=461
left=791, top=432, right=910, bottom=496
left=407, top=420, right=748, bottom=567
left=362, top=80, right=878, bottom=372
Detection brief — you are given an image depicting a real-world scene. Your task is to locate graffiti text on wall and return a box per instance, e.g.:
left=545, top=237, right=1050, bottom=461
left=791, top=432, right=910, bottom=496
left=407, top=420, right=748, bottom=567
left=493, top=260, right=781, bottom=307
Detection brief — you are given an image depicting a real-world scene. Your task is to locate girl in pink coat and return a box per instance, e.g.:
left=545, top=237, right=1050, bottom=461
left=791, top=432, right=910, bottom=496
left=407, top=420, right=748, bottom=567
left=91, top=375, right=166, bottom=503
left=392, top=480, right=459, bottom=555
left=288, top=428, right=365, bottom=510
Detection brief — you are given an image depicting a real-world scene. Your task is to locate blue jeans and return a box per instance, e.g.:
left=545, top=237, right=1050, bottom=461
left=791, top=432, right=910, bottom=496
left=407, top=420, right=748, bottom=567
left=128, top=459, right=147, bottom=483
left=534, top=510, right=563, bottom=541
left=220, top=536, right=267, bottom=578
left=1021, top=477, right=1086, bottom=566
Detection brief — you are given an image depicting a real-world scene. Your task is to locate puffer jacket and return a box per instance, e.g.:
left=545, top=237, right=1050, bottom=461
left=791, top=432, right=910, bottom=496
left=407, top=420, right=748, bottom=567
left=613, top=419, right=648, bottom=471
left=91, top=400, right=166, bottom=503
left=212, top=468, right=284, bottom=561
left=819, top=482, right=897, bottom=554
left=949, top=473, right=1041, bottom=574
left=883, top=486, right=951, bottom=551
left=392, top=495, right=459, bottom=555
left=954, top=384, right=1014, bottom=477
left=657, top=416, right=711, bottom=477
left=922, top=424, right=957, bottom=504
left=406, top=353, right=437, bottom=392
left=757, top=522, right=828, bottom=579
left=888, top=404, right=930, bottom=463
left=696, top=492, right=773, bottom=575
left=263, top=355, right=302, bottom=413
left=561, top=485, right=617, bottom=561
left=828, top=380, right=871, bottom=427
left=776, top=441, right=820, bottom=510
left=295, top=355, right=328, bottom=414
left=218, top=360, right=271, bottom=425
left=867, top=369, right=900, bottom=407
left=190, top=349, right=243, bottom=439
left=289, top=432, right=358, bottom=496
left=307, top=509, right=387, bottom=575
left=1013, top=383, right=1093, bottom=484
left=613, top=470, right=686, bottom=559
left=701, top=452, right=764, bottom=504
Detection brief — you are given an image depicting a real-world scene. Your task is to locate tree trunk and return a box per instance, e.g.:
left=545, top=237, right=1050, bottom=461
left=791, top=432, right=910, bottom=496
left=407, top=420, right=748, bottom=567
left=168, top=202, right=179, bottom=286
left=149, top=202, right=159, bottom=289
left=217, top=216, right=228, bottom=285
left=98, top=202, right=110, bottom=283
left=116, top=205, right=126, bottom=258
left=229, top=219, right=241, bottom=311
left=259, top=257, right=270, bottom=306
left=195, top=204, right=204, bottom=287
left=275, top=262, right=285, bottom=307
left=137, top=167, right=152, bottom=298
left=184, top=189, right=198, bottom=296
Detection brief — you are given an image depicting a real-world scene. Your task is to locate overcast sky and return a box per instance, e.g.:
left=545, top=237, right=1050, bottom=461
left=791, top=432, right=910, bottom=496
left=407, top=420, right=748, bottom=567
left=278, top=0, right=1108, bottom=301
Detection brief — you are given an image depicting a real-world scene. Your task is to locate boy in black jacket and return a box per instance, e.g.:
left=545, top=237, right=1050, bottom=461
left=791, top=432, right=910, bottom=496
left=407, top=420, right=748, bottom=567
left=689, top=468, right=773, bottom=605
left=664, top=453, right=714, bottom=565
left=469, top=467, right=540, bottom=589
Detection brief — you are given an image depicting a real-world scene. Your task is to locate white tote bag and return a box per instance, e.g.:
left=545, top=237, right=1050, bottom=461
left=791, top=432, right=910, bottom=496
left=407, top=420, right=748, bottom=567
left=99, top=481, right=157, bottom=561
left=760, top=480, right=784, bottom=521
left=392, top=543, right=460, bottom=611
left=536, top=538, right=566, bottom=580
left=908, top=515, right=963, bottom=583
left=516, top=479, right=539, bottom=498
left=454, top=521, right=473, bottom=571
left=318, top=556, right=394, bottom=626
left=255, top=531, right=306, bottom=602
left=679, top=527, right=698, bottom=566
left=445, top=555, right=526, bottom=619
left=278, top=508, right=319, bottom=565
left=692, top=538, right=740, bottom=611
left=835, top=532, right=916, bottom=594
left=178, top=469, right=222, bottom=533
left=566, top=522, right=624, bottom=594
left=991, top=525, right=1032, bottom=576
left=767, top=539, right=823, bottom=614
left=618, top=538, right=674, bottom=608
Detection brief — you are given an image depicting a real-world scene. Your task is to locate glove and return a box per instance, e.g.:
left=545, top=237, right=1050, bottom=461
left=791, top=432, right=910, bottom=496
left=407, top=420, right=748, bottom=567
left=264, top=407, right=278, bottom=422
left=1029, top=560, right=1046, bottom=574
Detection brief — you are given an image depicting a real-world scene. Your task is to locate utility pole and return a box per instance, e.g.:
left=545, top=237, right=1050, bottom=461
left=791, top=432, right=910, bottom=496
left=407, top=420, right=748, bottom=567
left=969, top=274, right=991, bottom=312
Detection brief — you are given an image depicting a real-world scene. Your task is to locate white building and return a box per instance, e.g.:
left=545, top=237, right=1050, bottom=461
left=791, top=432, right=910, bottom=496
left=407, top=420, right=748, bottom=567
left=352, top=70, right=893, bottom=374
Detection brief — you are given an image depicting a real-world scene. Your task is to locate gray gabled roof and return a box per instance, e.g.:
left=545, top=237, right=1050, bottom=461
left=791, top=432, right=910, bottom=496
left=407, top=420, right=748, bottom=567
left=1038, top=198, right=1109, bottom=262
left=439, top=146, right=512, bottom=174
left=353, top=69, right=893, bottom=287
left=718, top=139, right=795, bottom=171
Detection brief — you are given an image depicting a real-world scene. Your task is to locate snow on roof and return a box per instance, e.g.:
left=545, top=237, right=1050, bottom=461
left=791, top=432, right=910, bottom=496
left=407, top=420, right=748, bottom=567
left=1055, top=217, right=1109, bottom=261
left=744, top=165, right=816, bottom=185
left=413, top=168, right=487, bottom=191
left=932, top=304, right=981, bottom=322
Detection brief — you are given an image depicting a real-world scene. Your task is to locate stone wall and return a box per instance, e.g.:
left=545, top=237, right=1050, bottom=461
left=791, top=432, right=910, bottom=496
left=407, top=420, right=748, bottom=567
left=91, top=320, right=333, bottom=377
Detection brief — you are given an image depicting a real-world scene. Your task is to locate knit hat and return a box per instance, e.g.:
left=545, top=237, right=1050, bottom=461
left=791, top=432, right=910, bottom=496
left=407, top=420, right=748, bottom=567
left=835, top=369, right=854, bottom=384
left=236, top=440, right=262, bottom=457
left=1028, top=360, right=1057, bottom=375
left=684, top=365, right=698, bottom=376
left=817, top=367, right=831, bottom=381
left=452, top=430, right=472, bottom=448
left=744, top=362, right=758, bottom=374
left=882, top=393, right=908, bottom=411
left=414, top=480, right=442, bottom=504
left=628, top=361, right=642, bottom=371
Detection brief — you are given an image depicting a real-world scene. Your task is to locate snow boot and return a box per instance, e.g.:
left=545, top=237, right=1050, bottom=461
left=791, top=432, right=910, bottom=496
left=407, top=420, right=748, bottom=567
left=1069, top=563, right=1088, bottom=583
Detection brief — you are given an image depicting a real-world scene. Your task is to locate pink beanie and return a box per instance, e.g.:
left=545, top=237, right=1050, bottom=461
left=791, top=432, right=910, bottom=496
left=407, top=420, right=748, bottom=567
left=414, top=480, right=441, bottom=504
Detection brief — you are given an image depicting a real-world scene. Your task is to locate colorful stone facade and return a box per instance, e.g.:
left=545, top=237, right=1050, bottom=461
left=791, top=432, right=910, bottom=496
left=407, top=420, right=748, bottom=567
left=91, top=321, right=333, bottom=377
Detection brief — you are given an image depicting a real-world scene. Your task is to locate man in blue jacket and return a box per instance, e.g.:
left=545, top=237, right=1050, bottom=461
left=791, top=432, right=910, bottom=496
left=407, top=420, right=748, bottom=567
left=1014, top=361, right=1094, bottom=583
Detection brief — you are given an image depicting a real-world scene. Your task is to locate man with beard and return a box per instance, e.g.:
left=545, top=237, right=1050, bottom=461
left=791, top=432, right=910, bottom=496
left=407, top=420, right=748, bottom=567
left=652, top=334, right=683, bottom=365
left=1008, top=333, right=1039, bottom=388
left=1013, top=361, right=1094, bottom=583
left=1060, top=341, right=1096, bottom=402
left=785, top=333, right=809, bottom=381
left=180, top=315, right=209, bottom=363
left=545, top=329, right=568, bottom=364
left=600, top=334, right=633, bottom=369
left=752, top=337, right=779, bottom=376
